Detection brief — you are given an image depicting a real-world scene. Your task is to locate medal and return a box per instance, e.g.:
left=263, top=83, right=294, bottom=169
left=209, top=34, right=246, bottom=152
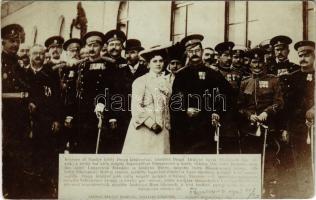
left=198, top=71, right=206, bottom=80
left=307, top=74, right=313, bottom=81
left=3, top=73, right=8, bottom=80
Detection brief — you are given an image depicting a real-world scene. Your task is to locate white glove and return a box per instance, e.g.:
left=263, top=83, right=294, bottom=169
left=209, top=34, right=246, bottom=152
left=94, top=103, right=105, bottom=118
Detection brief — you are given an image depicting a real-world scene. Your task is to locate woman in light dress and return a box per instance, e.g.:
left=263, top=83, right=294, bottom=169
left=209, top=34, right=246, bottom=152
left=122, top=46, right=171, bottom=154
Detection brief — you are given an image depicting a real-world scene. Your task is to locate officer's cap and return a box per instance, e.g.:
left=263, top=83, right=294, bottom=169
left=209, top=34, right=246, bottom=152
left=63, top=38, right=82, bottom=50
left=294, top=40, right=315, bottom=53
left=140, top=44, right=169, bottom=62
left=125, top=39, right=144, bottom=52
left=215, top=41, right=235, bottom=55
left=259, top=39, right=273, bottom=53
left=270, top=35, right=292, bottom=47
left=104, top=29, right=126, bottom=44
left=82, top=31, right=104, bottom=46
left=248, top=48, right=265, bottom=61
left=180, top=34, right=204, bottom=49
left=45, top=36, right=64, bottom=49
left=232, top=45, right=247, bottom=56
left=1, top=24, right=23, bottom=39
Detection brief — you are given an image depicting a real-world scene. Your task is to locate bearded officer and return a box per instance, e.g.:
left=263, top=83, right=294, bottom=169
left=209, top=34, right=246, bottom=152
left=44, top=35, right=65, bottom=65
left=76, top=31, right=118, bottom=153
left=1, top=23, right=31, bottom=199
left=170, top=34, right=233, bottom=154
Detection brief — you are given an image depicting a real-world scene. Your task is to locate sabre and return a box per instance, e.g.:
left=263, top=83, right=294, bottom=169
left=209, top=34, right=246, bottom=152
left=213, top=120, right=221, bottom=154
left=306, top=120, right=314, bottom=181
left=95, top=116, right=103, bottom=154
left=260, top=123, right=268, bottom=193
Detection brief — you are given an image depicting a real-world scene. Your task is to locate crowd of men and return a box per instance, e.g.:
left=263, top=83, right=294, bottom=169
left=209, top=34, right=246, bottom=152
left=1, top=23, right=315, bottom=198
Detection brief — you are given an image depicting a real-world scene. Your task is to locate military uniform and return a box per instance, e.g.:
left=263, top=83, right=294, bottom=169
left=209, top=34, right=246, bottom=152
left=215, top=42, right=241, bottom=153
left=171, top=34, right=233, bottom=154
left=238, top=73, right=283, bottom=141
left=1, top=24, right=31, bottom=198
left=283, top=40, right=315, bottom=198
left=269, top=36, right=300, bottom=132
left=238, top=48, right=284, bottom=198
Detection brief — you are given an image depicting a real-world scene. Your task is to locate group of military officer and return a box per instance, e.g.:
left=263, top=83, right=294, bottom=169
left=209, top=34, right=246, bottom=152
left=1, top=22, right=315, bottom=198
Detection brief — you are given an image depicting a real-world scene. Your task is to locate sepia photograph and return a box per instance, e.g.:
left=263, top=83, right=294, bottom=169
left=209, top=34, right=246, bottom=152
left=1, top=0, right=315, bottom=199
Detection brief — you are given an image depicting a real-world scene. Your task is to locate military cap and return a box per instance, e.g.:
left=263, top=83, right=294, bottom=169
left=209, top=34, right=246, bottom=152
left=1, top=24, right=23, bottom=39
left=63, top=38, right=82, bottom=50
left=104, top=29, right=126, bottom=44
left=232, top=45, right=247, bottom=56
left=125, top=39, right=144, bottom=51
left=248, top=48, right=265, bottom=61
left=44, top=36, right=64, bottom=49
left=259, top=39, right=273, bottom=52
left=82, top=31, right=104, bottom=45
left=294, top=40, right=315, bottom=53
left=140, top=44, right=169, bottom=62
left=215, top=41, right=235, bottom=54
left=270, top=35, right=292, bottom=47
left=180, top=34, right=204, bottom=49
left=167, top=42, right=185, bottom=61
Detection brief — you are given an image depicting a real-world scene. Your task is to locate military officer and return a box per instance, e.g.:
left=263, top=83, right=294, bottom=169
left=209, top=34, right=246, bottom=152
left=170, top=34, right=233, bottom=154
left=59, top=38, right=83, bottom=151
left=1, top=23, right=31, bottom=199
left=44, top=35, right=65, bottom=65
left=104, top=29, right=127, bottom=66
left=238, top=47, right=283, bottom=152
left=75, top=31, right=118, bottom=153
left=283, top=40, right=315, bottom=198
left=269, top=35, right=300, bottom=142
left=259, top=39, right=276, bottom=74
left=24, top=44, right=62, bottom=197
left=238, top=48, right=284, bottom=197
left=215, top=42, right=242, bottom=153
left=231, top=45, right=250, bottom=77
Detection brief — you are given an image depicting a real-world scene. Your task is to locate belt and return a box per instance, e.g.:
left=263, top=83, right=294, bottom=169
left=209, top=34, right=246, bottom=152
left=2, top=92, right=29, bottom=99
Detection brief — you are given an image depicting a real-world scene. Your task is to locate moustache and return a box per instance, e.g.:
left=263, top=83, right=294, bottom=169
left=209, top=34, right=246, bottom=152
left=300, top=61, right=308, bottom=64
left=191, top=55, right=200, bottom=59
left=19, top=54, right=29, bottom=60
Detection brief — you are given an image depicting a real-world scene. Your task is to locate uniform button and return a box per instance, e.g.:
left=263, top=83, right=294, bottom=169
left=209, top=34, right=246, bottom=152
left=81, top=75, right=83, bottom=77
left=98, top=74, right=102, bottom=77
left=96, top=81, right=99, bottom=84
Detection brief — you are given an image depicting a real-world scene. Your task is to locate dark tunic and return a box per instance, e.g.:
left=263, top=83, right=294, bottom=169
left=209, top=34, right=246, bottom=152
left=2, top=51, right=30, bottom=198
left=170, top=63, right=233, bottom=154
left=75, top=59, right=118, bottom=153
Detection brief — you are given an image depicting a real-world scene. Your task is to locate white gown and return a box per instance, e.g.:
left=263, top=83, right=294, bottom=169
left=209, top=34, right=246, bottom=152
left=122, top=71, right=171, bottom=154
